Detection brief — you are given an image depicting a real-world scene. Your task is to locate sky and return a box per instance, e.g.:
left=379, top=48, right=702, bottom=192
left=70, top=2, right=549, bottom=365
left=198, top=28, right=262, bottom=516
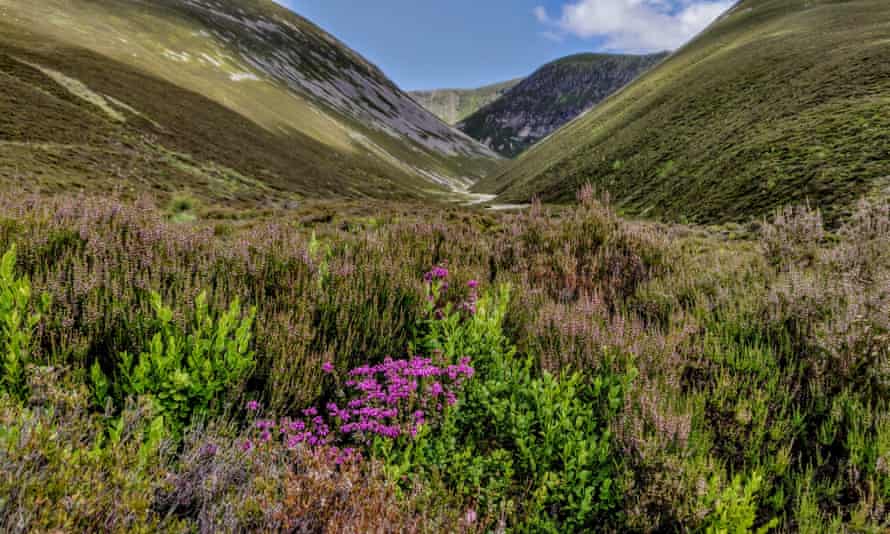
left=282, top=0, right=734, bottom=91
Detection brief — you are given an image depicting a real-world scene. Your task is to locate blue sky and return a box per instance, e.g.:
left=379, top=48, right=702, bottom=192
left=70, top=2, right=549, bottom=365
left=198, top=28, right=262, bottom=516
left=282, top=0, right=733, bottom=91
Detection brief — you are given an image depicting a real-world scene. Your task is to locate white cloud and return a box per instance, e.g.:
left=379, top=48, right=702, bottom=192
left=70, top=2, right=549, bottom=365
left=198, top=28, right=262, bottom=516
left=533, top=6, right=550, bottom=23
left=534, top=0, right=734, bottom=51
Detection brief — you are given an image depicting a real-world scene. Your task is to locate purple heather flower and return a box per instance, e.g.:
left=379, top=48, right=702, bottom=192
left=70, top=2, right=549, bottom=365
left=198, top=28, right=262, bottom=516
left=256, top=419, right=275, bottom=430
left=246, top=400, right=260, bottom=411
left=242, top=440, right=253, bottom=452
left=467, top=279, right=479, bottom=289
left=322, top=361, right=335, bottom=374
left=426, top=266, right=449, bottom=281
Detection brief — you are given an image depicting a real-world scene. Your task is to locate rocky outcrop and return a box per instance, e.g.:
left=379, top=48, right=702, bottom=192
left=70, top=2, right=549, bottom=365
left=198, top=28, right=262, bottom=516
left=459, top=53, right=668, bottom=157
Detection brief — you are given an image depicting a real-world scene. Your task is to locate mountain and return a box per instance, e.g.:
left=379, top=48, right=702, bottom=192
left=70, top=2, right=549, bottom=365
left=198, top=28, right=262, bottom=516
left=409, top=79, right=522, bottom=125
left=474, top=0, right=890, bottom=223
left=459, top=53, right=667, bottom=158
left=0, top=0, right=499, bottom=204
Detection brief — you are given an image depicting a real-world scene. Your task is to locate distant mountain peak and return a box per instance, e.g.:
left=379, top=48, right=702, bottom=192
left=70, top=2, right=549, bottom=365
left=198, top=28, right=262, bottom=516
left=458, top=52, right=668, bottom=158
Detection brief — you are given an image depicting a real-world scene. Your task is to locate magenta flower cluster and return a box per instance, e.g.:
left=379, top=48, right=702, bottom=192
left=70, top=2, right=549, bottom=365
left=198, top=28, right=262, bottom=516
left=423, top=265, right=449, bottom=282
left=241, top=267, right=479, bottom=465
left=243, top=355, right=473, bottom=463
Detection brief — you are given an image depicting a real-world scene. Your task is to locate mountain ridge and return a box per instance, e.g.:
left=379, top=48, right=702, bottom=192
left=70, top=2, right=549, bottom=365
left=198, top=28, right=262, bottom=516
left=474, top=0, right=890, bottom=223
left=0, top=0, right=499, bottom=203
left=458, top=52, right=668, bottom=157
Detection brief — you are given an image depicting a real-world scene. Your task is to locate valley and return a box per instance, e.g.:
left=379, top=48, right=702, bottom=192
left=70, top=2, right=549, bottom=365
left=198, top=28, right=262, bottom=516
left=1, top=0, right=890, bottom=532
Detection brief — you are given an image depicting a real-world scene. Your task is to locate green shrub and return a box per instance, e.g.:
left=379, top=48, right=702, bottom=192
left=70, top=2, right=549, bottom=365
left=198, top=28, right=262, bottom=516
left=101, top=291, right=256, bottom=431
left=701, top=471, right=778, bottom=534
left=0, top=245, right=49, bottom=398
left=168, top=194, right=196, bottom=214
left=384, top=284, right=635, bottom=530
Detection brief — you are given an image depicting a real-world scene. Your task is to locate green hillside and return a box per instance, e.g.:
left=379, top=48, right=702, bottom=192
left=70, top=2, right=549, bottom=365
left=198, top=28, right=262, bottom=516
left=459, top=52, right=666, bottom=157
left=474, top=0, right=890, bottom=223
left=410, top=79, right=521, bottom=124
left=0, top=0, right=499, bottom=205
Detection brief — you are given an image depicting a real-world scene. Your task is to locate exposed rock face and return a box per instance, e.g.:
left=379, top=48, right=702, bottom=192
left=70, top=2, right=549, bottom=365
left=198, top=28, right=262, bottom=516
left=459, top=53, right=668, bottom=157
left=175, top=0, right=497, bottom=162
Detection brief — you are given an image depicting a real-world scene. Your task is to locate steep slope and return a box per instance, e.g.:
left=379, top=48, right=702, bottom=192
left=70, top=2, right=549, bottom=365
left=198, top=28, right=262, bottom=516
left=476, top=0, right=890, bottom=223
left=409, top=79, right=522, bottom=125
left=460, top=53, right=667, bottom=157
left=0, top=0, right=498, bottom=204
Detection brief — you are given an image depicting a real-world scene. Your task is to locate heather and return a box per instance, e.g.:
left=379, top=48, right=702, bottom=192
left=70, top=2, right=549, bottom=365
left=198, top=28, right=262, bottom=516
left=2, top=191, right=890, bottom=531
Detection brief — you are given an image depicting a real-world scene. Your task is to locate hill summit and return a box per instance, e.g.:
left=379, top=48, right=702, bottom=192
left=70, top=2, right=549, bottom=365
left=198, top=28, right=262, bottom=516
left=459, top=53, right=667, bottom=157
left=474, top=0, right=890, bottom=223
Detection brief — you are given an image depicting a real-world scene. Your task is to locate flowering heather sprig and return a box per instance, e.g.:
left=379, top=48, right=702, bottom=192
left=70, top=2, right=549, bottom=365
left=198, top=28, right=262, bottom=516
left=423, top=265, right=481, bottom=319
left=423, top=265, right=449, bottom=282
left=461, top=280, right=480, bottom=316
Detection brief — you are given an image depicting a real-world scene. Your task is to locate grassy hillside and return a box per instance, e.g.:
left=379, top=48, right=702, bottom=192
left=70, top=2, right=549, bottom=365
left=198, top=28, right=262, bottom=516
left=409, top=78, right=521, bottom=124
left=459, top=53, right=666, bottom=157
left=0, top=0, right=499, bottom=204
left=475, top=0, right=890, bottom=223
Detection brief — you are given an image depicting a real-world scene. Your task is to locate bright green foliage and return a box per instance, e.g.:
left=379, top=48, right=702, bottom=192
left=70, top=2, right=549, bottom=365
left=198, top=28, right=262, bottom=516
left=702, top=471, right=778, bottom=534
left=0, top=246, right=48, bottom=397
left=506, top=369, right=630, bottom=531
left=387, top=285, right=635, bottom=530
left=308, top=231, right=332, bottom=289
left=91, top=359, right=110, bottom=408
left=412, top=282, right=511, bottom=367
left=112, top=291, right=256, bottom=431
